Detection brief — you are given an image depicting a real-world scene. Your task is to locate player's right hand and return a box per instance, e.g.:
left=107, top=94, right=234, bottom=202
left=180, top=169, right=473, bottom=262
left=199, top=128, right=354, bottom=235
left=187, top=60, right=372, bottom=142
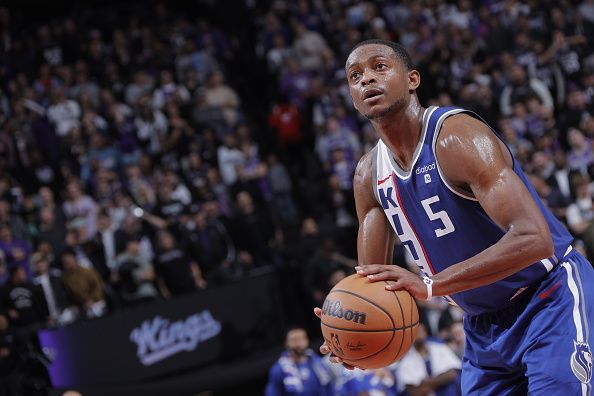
left=313, top=307, right=359, bottom=370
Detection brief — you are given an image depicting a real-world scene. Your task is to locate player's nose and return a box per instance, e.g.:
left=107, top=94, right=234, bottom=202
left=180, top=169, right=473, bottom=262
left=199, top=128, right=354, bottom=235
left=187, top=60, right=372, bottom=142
left=360, top=71, right=376, bottom=86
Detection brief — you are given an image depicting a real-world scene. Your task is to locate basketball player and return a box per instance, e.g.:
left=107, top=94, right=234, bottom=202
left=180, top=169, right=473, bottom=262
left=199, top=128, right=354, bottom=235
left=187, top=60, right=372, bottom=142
left=314, top=39, right=594, bottom=395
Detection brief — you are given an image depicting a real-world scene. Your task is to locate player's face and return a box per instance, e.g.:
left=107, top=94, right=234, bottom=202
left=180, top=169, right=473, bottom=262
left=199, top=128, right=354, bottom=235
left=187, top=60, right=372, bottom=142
left=345, top=44, right=419, bottom=120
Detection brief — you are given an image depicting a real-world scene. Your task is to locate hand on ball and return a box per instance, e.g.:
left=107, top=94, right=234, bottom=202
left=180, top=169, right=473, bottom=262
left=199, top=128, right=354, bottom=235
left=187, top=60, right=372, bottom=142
left=355, top=265, right=429, bottom=300
left=313, top=307, right=359, bottom=370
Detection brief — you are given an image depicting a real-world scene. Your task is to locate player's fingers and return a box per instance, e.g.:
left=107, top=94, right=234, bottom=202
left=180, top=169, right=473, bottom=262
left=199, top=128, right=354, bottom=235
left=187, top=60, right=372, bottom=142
left=330, top=356, right=343, bottom=364
left=385, top=280, right=403, bottom=291
left=355, top=265, right=386, bottom=275
left=313, top=307, right=322, bottom=318
left=366, top=271, right=397, bottom=282
left=320, top=343, right=330, bottom=354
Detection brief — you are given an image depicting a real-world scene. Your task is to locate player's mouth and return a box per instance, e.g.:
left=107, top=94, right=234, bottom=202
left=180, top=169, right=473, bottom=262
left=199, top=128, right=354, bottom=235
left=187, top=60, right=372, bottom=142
left=363, top=88, right=384, bottom=102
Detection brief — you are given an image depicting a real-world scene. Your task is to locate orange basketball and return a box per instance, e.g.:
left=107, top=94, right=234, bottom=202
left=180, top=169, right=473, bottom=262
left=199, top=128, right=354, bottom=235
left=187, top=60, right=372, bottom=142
left=320, top=274, right=419, bottom=369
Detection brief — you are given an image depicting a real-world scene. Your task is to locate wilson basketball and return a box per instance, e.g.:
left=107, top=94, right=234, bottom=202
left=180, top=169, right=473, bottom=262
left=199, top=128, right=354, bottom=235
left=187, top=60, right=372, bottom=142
left=320, top=274, right=419, bottom=369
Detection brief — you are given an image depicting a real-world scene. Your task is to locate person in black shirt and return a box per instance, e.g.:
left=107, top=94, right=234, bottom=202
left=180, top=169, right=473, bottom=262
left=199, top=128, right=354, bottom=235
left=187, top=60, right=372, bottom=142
left=154, top=230, right=206, bottom=298
left=1, top=267, right=48, bottom=329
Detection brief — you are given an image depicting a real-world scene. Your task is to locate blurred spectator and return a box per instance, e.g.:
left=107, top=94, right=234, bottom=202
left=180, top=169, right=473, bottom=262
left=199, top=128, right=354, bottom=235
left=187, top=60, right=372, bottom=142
left=114, top=238, right=158, bottom=305
left=31, top=253, right=73, bottom=326
left=217, top=133, right=244, bottom=186
left=567, top=128, right=594, bottom=175
left=337, top=368, right=397, bottom=396
left=305, top=238, right=355, bottom=306
left=500, top=63, right=554, bottom=116
left=62, top=180, right=98, bottom=241
left=528, top=174, right=571, bottom=221
left=231, top=191, right=280, bottom=267
left=445, top=321, right=465, bottom=360
left=1, top=266, right=48, bottom=328
left=46, top=88, right=80, bottom=137
left=0, top=200, right=29, bottom=243
left=265, top=327, right=333, bottom=396
left=267, top=154, right=298, bottom=224
left=36, top=206, right=67, bottom=257
left=154, top=230, right=206, bottom=299
left=204, top=71, right=241, bottom=126
left=292, top=22, right=328, bottom=72
left=397, top=323, right=461, bottom=396
left=567, top=175, right=594, bottom=259
left=61, top=249, right=106, bottom=318
left=187, top=209, right=236, bottom=285
left=0, top=312, right=19, bottom=396
left=0, top=223, right=32, bottom=282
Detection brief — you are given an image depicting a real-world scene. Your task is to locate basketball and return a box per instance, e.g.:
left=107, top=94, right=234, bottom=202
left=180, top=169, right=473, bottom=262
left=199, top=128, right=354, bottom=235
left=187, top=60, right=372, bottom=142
left=320, top=274, right=419, bottom=369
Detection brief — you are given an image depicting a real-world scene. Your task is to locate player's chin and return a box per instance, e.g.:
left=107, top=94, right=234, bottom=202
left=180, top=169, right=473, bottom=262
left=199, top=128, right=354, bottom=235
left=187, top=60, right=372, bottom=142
left=363, top=105, right=392, bottom=120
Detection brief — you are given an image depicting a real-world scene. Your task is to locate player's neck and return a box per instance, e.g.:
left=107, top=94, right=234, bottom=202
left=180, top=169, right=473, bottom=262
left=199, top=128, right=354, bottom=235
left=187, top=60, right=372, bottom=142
left=371, top=99, right=425, bottom=172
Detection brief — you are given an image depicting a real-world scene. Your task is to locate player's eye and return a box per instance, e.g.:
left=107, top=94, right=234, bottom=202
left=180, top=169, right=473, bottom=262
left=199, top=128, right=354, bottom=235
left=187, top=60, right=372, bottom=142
left=350, top=71, right=361, bottom=80
left=375, top=63, right=387, bottom=70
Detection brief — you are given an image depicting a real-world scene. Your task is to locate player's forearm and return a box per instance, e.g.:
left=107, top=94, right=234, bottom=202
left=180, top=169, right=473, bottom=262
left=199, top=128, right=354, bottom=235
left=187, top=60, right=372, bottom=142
left=357, top=208, right=395, bottom=265
left=432, top=225, right=553, bottom=297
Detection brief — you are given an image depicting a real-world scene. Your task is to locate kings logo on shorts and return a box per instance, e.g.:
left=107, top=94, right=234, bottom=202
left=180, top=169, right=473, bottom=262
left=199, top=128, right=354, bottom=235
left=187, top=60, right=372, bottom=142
left=322, top=299, right=367, bottom=325
left=571, top=341, right=593, bottom=384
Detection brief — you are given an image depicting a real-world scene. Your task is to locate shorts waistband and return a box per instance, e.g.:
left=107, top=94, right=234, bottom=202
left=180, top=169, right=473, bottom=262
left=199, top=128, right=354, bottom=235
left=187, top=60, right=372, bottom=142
left=540, top=245, right=573, bottom=272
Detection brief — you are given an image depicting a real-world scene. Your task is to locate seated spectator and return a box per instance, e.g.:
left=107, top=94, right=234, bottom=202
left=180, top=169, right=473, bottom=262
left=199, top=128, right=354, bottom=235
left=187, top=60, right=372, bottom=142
left=500, top=63, right=554, bottom=116
left=231, top=190, right=280, bottom=267
left=1, top=266, right=48, bottom=329
left=0, top=312, right=20, bottom=394
left=31, top=253, right=74, bottom=326
left=528, top=174, right=571, bottom=221
left=154, top=230, right=206, bottom=299
left=61, top=249, right=107, bottom=319
left=267, top=154, right=298, bottom=224
left=36, top=206, right=67, bottom=258
left=62, top=180, right=98, bottom=241
left=187, top=209, right=236, bottom=285
left=337, top=368, right=397, bottom=396
left=445, top=321, right=465, bottom=360
left=304, top=238, right=355, bottom=305
left=567, top=128, right=594, bottom=175
left=397, top=322, right=461, bottom=396
left=265, top=327, right=333, bottom=396
left=0, top=224, right=32, bottom=282
left=567, top=175, right=594, bottom=260
left=204, top=71, right=241, bottom=126
left=114, top=238, right=158, bottom=304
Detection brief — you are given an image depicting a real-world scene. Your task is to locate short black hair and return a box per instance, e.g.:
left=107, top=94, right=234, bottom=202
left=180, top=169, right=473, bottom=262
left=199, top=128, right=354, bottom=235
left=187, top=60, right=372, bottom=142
left=348, top=39, right=413, bottom=70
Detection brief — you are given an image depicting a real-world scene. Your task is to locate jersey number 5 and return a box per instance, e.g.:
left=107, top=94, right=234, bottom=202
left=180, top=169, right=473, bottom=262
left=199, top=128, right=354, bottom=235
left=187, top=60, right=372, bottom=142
left=421, top=196, right=455, bottom=237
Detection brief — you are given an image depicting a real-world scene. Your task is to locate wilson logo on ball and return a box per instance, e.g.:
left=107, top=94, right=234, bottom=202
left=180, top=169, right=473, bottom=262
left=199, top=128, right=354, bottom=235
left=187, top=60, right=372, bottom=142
left=322, top=300, right=367, bottom=324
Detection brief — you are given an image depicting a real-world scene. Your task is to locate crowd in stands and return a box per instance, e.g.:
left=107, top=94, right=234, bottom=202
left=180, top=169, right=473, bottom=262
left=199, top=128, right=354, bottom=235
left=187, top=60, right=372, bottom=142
left=0, top=0, right=594, bottom=394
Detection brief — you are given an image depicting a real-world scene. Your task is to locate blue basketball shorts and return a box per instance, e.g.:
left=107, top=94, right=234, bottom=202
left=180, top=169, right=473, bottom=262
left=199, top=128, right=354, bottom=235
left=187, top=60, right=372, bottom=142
left=462, top=250, right=594, bottom=396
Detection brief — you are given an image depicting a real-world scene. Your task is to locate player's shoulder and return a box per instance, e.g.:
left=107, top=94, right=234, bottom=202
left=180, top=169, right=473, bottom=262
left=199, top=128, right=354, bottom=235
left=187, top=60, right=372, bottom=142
left=353, top=144, right=380, bottom=206
left=354, top=145, right=378, bottom=186
left=438, top=112, right=492, bottom=145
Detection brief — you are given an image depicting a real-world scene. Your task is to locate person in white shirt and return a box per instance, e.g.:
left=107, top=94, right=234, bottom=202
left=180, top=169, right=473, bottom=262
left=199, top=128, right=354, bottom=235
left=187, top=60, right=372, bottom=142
left=397, top=322, right=461, bottom=396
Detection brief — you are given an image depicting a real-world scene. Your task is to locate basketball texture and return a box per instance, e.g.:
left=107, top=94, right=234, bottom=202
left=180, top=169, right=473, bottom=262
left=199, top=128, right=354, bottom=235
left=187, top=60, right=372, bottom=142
left=320, top=274, right=419, bottom=369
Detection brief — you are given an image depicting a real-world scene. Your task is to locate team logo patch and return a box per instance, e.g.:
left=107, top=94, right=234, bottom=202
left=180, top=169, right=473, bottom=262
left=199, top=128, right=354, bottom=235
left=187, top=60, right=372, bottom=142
left=571, top=341, right=592, bottom=384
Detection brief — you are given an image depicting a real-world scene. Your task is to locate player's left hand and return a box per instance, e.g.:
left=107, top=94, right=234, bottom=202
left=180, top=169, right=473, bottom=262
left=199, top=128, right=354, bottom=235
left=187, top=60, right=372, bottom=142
left=355, top=265, right=428, bottom=300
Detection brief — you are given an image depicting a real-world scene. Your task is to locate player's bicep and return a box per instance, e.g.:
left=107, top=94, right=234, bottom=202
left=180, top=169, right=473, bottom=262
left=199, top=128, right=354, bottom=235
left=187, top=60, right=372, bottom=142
left=354, top=151, right=395, bottom=265
left=438, top=117, right=549, bottom=235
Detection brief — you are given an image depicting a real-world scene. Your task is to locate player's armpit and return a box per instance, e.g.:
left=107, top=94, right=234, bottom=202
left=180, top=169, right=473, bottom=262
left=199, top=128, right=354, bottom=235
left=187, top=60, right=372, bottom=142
left=353, top=150, right=395, bottom=265
left=430, top=114, right=554, bottom=296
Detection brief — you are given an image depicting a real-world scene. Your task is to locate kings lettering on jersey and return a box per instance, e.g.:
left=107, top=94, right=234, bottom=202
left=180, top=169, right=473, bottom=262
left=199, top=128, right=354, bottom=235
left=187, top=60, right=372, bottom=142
left=373, top=106, right=573, bottom=315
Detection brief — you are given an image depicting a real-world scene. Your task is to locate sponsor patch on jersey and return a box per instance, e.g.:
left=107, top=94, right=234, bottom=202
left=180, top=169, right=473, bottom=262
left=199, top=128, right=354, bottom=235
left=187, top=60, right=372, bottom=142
left=415, top=162, right=435, bottom=175
left=571, top=341, right=593, bottom=383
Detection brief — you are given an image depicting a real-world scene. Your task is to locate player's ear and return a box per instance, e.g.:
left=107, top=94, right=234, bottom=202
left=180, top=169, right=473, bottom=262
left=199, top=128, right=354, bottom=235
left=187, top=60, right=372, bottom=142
left=408, top=70, right=420, bottom=93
